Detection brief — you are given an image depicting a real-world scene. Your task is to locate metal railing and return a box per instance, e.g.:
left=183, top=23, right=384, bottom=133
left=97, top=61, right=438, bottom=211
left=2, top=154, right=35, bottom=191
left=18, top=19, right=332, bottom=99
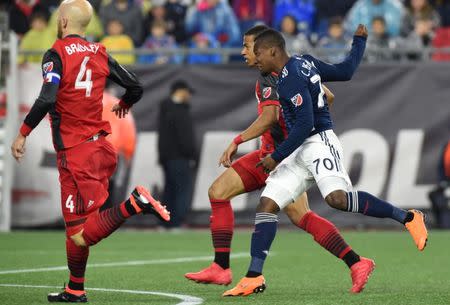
left=16, top=46, right=450, bottom=65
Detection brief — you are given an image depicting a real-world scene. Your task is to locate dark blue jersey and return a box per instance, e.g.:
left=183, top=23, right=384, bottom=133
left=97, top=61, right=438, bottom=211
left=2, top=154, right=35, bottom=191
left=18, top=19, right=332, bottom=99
left=271, top=35, right=367, bottom=162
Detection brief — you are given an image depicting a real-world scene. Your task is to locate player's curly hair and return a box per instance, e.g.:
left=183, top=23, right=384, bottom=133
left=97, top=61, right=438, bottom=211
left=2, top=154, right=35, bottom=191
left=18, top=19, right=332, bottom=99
left=254, top=29, right=286, bottom=51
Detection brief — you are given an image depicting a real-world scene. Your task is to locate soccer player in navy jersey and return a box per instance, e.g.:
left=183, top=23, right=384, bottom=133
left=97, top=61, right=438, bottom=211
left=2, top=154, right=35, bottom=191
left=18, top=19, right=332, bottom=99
left=186, top=25, right=375, bottom=295
left=223, top=25, right=428, bottom=297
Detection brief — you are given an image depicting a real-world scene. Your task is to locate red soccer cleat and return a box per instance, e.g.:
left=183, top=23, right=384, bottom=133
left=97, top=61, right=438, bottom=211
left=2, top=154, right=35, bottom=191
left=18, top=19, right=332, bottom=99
left=185, top=262, right=232, bottom=285
left=350, top=257, right=375, bottom=293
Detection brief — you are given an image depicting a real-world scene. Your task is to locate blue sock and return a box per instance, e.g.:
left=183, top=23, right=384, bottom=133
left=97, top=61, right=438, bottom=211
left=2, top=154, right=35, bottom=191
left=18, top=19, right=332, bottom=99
left=347, top=191, right=408, bottom=224
left=246, top=213, right=278, bottom=277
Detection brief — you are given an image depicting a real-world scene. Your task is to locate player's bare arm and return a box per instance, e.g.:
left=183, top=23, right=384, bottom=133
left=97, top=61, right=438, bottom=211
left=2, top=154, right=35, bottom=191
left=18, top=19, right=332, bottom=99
left=219, top=105, right=279, bottom=167
left=322, top=84, right=335, bottom=107
left=107, top=55, right=143, bottom=118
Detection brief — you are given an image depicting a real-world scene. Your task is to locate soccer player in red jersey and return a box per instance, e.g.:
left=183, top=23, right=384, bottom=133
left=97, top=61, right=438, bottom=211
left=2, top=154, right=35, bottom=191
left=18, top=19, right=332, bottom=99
left=185, top=25, right=374, bottom=294
left=10, top=0, right=170, bottom=302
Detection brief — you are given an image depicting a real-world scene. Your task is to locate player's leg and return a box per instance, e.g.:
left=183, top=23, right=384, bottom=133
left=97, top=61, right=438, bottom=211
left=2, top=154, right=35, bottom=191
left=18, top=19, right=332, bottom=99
left=70, top=139, right=169, bottom=247
left=284, top=193, right=362, bottom=269
left=186, top=151, right=265, bottom=284
left=224, top=153, right=305, bottom=296
left=315, top=131, right=427, bottom=251
left=48, top=165, right=90, bottom=302
left=283, top=193, right=373, bottom=293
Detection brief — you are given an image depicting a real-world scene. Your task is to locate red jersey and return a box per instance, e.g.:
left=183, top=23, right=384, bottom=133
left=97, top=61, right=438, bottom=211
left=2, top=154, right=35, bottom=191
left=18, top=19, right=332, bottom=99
left=50, top=36, right=111, bottom=149
left=20, top=35, right=143, bottom=151
left=255, top=73, right=288, bottom=157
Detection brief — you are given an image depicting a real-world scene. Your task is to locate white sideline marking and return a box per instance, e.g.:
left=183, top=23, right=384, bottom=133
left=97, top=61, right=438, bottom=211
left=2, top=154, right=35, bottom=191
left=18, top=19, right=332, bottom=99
left=0, top=252, right=248, bottom=275
left=0, top=284, right=203, bottom=305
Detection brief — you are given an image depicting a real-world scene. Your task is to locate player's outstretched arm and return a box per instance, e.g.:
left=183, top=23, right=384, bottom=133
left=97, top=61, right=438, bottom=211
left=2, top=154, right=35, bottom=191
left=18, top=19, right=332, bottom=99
left=11, top=49, right=61, bottom=161
left=107, top=55, right=143, bottom=118
left=219, top=105, right=279, bottom=167
left=304, top=24, right=368, bottom=82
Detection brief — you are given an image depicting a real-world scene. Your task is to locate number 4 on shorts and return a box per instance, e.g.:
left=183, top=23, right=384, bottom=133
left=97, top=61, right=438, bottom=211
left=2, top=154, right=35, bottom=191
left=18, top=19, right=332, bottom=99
left=65, top=194, right=74, bottom=213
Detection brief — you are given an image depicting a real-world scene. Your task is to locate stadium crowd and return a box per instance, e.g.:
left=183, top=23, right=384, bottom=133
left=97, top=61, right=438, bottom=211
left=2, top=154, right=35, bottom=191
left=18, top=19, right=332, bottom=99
left=4, top=0, right=450, bottom=64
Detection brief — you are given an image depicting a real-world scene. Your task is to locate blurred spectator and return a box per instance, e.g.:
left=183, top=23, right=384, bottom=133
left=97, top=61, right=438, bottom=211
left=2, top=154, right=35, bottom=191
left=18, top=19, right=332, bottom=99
left=315, top=0, right=357, bottom=34
left=158, top=80, right=198, bottom=229
left=8, top=0, right=47, bottom=37
left=317, top=17, right=351, bottom=63
left=144, top=0, right=188, bottom=44
left=139, top=20, right=181, bottom=65
left=232, top=0, right=273, bottom=31
left=100, top=19, right=135, bottom=65
left=48, top=1, right=104, bottom=41
left=400, top=16, right=435, bottom=52
left=401, top=0, right=441, bottom=37
left=273, top=0, right=315, bottom=32
left=18, top=11, right=54, bottom=64
left=366, top=16, right=395, bottom=62
left=185, top=0, right=241, bottom=47
left=345, top=0, right=405, bottom=37
left=100, top=0, right=144, bottom=46
left=280, top=15, right=312, bottom=54
left=187, top=33, right=222, bottom=64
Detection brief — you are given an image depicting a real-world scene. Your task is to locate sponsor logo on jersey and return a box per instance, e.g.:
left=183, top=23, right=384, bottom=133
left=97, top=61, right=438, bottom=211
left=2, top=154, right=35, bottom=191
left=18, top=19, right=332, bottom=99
left=43, top=62, right=53, bottom=73
left=290, top=93, right=303, bottom=107
left=262, top=87, right=272, bottom=99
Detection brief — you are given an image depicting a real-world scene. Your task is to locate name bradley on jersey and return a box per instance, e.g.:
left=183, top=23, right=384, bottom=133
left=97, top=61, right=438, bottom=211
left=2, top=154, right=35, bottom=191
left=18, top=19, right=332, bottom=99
left=65, top=43, right=99, bottom=55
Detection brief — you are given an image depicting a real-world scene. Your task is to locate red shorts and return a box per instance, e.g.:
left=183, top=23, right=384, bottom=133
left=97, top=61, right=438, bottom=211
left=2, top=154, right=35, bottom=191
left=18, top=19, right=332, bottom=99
left=231, top=150, right=269, bottom=192
left=57, top=136, right=117, bottom=236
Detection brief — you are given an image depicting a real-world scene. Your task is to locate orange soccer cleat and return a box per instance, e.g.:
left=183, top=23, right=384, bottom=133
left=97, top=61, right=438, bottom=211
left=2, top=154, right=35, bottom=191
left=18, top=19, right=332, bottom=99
left=222, top=275, right=266, bottom=297
left=405, top=209, right=428, bottom=251
left=131, top=186, right=170, bottom=221
left=185, top=263, right=232, bottom=285
left=350, top=257, right=375, bottom=293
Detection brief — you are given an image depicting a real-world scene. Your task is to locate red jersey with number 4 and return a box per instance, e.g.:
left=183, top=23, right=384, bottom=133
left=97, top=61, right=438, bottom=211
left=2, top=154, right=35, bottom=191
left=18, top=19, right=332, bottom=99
left=51, top=36, right=111, bottom=149
left=255, top=73, right=288, bottom=157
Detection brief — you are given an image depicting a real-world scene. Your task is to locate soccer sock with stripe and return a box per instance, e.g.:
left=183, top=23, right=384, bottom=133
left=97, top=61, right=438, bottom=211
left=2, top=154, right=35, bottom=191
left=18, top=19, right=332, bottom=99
left=298, top=211, right=360, bottom=268
left=66, top=238, right=89, bottom=293
left=246, top=213, right=278, bottom=278
left=346, top=191, right=413, bottom=224
left=82, top=205, right=127, bottom=246
left=210, top=199, right=234, bottom=269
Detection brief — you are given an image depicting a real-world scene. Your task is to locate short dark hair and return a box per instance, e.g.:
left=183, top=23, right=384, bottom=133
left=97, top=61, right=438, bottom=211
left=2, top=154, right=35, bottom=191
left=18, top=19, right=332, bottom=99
left=244, top=24, right=269, bottom=37
left=254, top=29, right=286, bottom=51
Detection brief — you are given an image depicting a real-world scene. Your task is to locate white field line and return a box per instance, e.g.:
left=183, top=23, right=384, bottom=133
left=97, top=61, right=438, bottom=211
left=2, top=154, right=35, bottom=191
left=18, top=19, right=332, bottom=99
left=0, top=252, right=248, bottom=275
left=0, top=284, right=203, bottom=305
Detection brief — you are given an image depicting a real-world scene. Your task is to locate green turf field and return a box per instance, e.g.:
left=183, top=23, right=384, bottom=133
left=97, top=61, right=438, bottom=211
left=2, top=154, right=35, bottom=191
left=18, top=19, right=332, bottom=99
left=0, top=230, right=449, bottom=305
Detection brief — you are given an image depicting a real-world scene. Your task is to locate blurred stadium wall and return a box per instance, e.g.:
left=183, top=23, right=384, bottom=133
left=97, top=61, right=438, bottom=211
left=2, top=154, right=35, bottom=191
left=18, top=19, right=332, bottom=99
left=10, top=62, right=450, bottom=228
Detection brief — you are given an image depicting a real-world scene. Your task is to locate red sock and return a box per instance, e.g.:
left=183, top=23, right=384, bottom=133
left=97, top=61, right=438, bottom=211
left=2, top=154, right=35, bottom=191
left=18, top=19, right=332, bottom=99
left=298, top=211, right=352, bottom=259
left=66, top=238, right=89, bottom=292
left=82, top=205, right=126, bottom=246
left=210, top=199, right=234, bottom=269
